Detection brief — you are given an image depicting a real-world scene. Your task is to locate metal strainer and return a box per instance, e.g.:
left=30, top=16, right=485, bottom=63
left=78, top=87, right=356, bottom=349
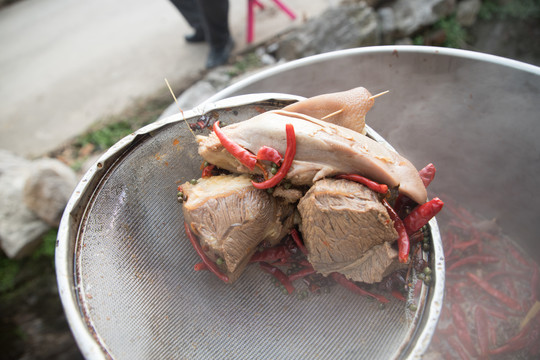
left=56, top=93, right=444, bottom=359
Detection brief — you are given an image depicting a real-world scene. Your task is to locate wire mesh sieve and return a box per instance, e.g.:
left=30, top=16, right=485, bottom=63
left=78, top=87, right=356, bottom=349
left=57, top=93, right=444, bottom=359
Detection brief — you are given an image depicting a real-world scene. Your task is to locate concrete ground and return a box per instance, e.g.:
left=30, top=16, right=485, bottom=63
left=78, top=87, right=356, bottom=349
left=0, top=0, right=335, bottom=157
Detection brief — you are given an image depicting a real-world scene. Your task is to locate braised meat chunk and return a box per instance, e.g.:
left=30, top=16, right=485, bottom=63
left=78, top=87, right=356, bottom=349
left=298, top=178, right=399, bottom=283
left=182, top=174, right=294, bottom=282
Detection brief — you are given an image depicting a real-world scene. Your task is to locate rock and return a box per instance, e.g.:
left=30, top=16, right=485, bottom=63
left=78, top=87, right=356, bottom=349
left=0, top=150, right=78, bottom=258
left=0, top=151, right=50, bottom=258
left=456, top=0, right=482, bottom=27
left=275, top=3, right=379, bottom=60
left=23, top=158, right=78, bottom=227
left=391, top=0, right=455, bottom=37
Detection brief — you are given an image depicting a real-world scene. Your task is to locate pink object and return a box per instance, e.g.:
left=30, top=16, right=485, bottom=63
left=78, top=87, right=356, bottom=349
left=247, top=0, right=296, bottom=44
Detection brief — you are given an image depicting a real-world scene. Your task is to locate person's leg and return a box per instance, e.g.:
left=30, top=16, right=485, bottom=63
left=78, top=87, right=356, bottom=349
left=198, top=0, right=233, bottom=68
left=169, top=0, right=206, bottom=42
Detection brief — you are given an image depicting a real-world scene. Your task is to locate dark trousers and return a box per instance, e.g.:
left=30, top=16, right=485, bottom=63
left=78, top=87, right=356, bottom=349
left=169, top=0, right=230, bottom=48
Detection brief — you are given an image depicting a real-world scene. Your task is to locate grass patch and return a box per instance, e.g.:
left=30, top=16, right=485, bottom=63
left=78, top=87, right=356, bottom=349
left=435, top=15, right=468, bottom=49
left=479, top=0, right=540, bottom=20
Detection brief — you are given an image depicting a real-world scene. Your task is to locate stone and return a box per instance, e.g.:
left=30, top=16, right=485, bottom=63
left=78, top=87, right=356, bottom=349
left=456, top=0, right=482, bottom=27
left=275, top=3, right=379, bottom=60
left=23, top=158, right=78, bottom=227
left=0, top=150, right=50, bottom=258
left=391, top=0, right=455, bottom=37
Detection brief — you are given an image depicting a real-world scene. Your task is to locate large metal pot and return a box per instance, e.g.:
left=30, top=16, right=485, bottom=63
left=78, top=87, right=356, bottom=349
left=56, top=46, right=540, bottom=359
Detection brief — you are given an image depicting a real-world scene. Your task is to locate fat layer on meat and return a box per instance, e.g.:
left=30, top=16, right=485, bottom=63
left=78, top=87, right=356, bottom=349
left=298, top=178, right=399, bottom=283
left=197, top=110, right=427, bottom=204
left=182, top=174, right=294, bottom=282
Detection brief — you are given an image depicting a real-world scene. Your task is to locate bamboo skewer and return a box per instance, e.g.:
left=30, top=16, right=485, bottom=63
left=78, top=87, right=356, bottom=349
left=165, top=78, right=196, bottom=138
left=368, top=90, right=390, bottom=100
left=321, top=108, right=344, bottom=120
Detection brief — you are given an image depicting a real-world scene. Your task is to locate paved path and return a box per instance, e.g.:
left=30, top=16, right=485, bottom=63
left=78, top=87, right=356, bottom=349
left=0, top=0, right=333, bottom=157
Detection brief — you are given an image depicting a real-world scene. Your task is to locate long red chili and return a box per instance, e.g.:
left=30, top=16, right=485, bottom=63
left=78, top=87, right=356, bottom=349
left=382, top=199, right=410, bottom=263
left=184, top=222, right=229, bottom=283
left=474, top=306, right=490, bottom=357
left=290, top=228, right=308, bottom=255
left=336, top=174, right=389, bottom=194
left=288, top=265, right=316, bottom=282
left=330, top=272, right=389, bottom=303
left=259, top=262, right=295, bottom=294
left=249, top=245, right=291, bottom=263
left=447, top=255, right=499, bottom=271
left=488, top=325, right=530, bottom=355
left=403, top=197, right=444, bottom=234
left=452, top=303, right=479, bottom=357
left=252, top=124, right=296, bottom=189
left=256, top=146, right=283, bottom=165
left=467, top=272, right=522, bottom=311
left=419, top=163, right=436, bottom=187
left=213, top=121, right=257, bottom=170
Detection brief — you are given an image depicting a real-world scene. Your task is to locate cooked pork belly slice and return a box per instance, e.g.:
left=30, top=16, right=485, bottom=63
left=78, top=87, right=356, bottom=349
left=282, top=87, right=374, bottom=134
left=182, top=174, right=294, bottom=282
left=197, top=110, right=427, bottom=204
left=297, top=178, right=399, bottom=283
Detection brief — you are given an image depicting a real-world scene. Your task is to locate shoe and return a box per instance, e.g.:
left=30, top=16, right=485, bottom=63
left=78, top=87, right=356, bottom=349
left=185, top=29, right=205, bottom=43
left=205, top=37, right=235, bottom=69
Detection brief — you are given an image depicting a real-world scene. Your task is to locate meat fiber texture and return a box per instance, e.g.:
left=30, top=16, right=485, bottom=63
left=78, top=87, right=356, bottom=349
left=298, top=178, right=400, bottom=283
left=182, top=174, right=294, bottom=282
left=197, top=110, right=427, bottom=204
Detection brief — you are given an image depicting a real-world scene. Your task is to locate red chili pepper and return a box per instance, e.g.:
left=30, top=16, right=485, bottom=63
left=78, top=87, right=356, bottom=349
left=330, top=272, right=390, bottom=303
left=391, top=290, right=407, bottom=301
left=475, top=306, right=490, bottom=358
left=452, top=303, right=479, bottom=357
left=288, top=264, right=316, bottom=282
left=382, top=199, right=410, bottom=263
left=249, top=245, right=291, bottom=263
left=252, top=124, right=296, bottom=189
left=419, top=163, right=436, bottom=187
left=259, top=262, right=295, bottom=294
left=448, top=336, right=472, bottom=360
left=403, top=197, right=444, bottom=234
left=256, top=146, right=283, bottom=165
left=467, top=272, right=522, bottom=311
left=290, top=228, right=308, bottom=255
left=184, top=222, right=229, bottom=283
left=336, top=174, right=388, bottom=194
left=213, top=121, right=257, bottom=170
left=488, top=325, right=530, bottom=355
left=447, top=255, right=499, bottom=272
left=201, top=164, right=215, bottom=178
left=194, top=262, right=208, bottom=271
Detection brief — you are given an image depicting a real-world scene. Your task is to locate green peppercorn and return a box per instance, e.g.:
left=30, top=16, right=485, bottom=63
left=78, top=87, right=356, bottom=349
left=424, top=275, right=432, bottom=283
left=216, top=258, right=224, bottom=265
left=423, top=243, right=430, bottom=251
left=270, top=166, right=278, bottom=175
left=409, top=303, right=418, bottom=312
left=418, top=273, right=426, bottom=280
left=283, top=182, right=292, bottom=189
left=177, top=191, right=184, bottom=198
left=190, top=179, right=198, bottom=185
left=203, top=161, right=209, bottom=167
left=423, top=267, right=432, bottom=276
left=281, top=287, right=288, bottom=295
